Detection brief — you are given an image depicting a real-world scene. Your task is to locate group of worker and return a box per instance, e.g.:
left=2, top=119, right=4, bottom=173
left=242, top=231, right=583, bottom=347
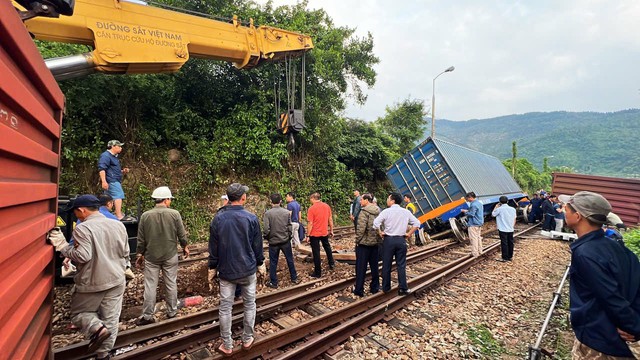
left=349, top=189, right=422, bottom=297
left=527, top=191, right=567, bottom=232
left=47, top=140, right=640, bottom=359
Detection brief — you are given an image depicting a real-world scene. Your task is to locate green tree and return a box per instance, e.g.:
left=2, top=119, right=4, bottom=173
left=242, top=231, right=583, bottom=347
left=502, top=158, right=550, bottom=194
left=38, top=0, right=380, bottom=227
left=375, top=98, right=426, bottom=154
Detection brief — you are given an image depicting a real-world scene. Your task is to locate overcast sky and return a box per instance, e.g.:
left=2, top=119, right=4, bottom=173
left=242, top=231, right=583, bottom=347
left=255, top=0, right=640, bottom=121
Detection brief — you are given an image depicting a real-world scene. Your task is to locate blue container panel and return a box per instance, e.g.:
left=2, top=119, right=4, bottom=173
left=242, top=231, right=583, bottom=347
left=387, top=141, right=465, bottom=218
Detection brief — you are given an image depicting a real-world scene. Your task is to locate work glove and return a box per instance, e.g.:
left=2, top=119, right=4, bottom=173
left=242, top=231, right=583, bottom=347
left=48, top=228, right=69, bottom=252
left=183, top=246, right=190, bottom=259
left=257, top=264, right=267, bottom=277
left=208, top=269, right=217, bottom=292
left=136, top=255, right=145, bottom=269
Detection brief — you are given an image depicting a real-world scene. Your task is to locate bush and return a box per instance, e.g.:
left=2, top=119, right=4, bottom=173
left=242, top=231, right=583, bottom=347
left=624, top=228, right=640, bottom=257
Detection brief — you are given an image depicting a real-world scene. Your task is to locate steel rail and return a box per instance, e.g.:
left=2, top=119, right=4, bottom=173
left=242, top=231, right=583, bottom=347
left=53, top=279, right=322, bottom=360
left=272, top=223, right=542, bottom=359
left=107, top=241, right=457, bottom=359
left=528, top=263, right=571, bottom=360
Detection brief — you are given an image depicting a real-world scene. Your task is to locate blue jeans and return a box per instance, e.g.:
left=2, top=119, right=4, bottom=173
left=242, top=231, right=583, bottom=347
left=382, top=236, right=408, bottom=292
left=268, top=242, right=298, bottom=285
left=219, top=274, right=256, bottom=348
left=354, top=244, right=379, bottom=295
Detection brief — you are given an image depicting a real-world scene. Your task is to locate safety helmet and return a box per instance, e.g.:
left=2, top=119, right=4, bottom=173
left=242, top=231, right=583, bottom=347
left=151, top=186, right=174, bottom=199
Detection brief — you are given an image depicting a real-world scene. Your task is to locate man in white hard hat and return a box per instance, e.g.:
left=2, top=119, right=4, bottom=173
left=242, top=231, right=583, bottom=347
left=136, top=186, right=190, bottom=325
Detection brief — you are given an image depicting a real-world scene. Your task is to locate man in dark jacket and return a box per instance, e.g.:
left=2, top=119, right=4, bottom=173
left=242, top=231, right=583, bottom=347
left=560, top=191, right=640, bottom=358
left=541, top=194, right=557, bottom=231
left=350, top=189, right=362, bottom=230
left=353, top=193, right=381, bottom=297
left=528, top=193, right=542, bottom=223
left=208, top=183, right=265, bottom=356
left=263, top=193, right=299, bottom=288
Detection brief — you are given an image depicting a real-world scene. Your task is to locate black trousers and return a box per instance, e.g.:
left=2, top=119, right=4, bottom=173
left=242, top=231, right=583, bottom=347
left=499, top=231, right=514, bottom=260
left=310, top=235, right=335, bottom=276
left=354, top=244, right=380, bottom=295
left=542, top=214, right=555, bottom=231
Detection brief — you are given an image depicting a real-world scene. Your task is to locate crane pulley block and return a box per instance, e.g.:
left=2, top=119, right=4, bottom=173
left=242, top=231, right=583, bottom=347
left=277, top=109, right=304, bottom=135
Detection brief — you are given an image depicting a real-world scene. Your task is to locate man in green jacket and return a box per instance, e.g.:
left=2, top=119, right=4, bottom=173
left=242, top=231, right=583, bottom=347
left=353, top=193, right=381, bottom=297
left=136, top=186, right=189, bottom=325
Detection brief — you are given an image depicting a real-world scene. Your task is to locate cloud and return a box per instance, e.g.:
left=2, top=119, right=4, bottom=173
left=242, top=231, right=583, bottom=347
left=255, top=0, right=640, bottom=121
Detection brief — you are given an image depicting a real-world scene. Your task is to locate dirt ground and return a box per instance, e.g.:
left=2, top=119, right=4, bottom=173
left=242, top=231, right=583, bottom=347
left=52, top=232, right=575, bottom=359
left=340, top=235, right=575, bottom=359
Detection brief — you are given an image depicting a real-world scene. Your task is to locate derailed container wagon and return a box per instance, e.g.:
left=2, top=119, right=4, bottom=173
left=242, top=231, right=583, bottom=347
left=386, top=138, right=528, bottom=241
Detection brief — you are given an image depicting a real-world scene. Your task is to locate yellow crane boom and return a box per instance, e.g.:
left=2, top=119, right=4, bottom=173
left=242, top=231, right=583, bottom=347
left=15, top=0, right=313, bottom=78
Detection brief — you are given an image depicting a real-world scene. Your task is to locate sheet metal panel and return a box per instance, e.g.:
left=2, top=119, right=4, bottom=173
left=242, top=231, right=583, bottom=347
left=433, top=138, right=522, bottom=198
left=552, top=173, right=640, bottom=226
left=387, top=138, right=523, bottom=219
left=0, top=4, right=64, bottom=360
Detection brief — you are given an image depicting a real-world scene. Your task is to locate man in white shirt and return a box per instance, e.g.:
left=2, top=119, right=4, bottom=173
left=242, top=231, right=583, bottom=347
left=491, top=196, right=517, bottom=262
left=373, top=192, right=420, bottom=296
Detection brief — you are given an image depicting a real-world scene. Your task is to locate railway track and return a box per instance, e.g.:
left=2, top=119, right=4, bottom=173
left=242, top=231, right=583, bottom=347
left=53, top=237, right=457, bottom=360
left=178, top=226, right=356, bottom=266
left=54, top=223, right=538, bottom=360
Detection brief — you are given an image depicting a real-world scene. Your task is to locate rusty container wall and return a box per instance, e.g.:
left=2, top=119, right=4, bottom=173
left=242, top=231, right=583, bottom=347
left=552, top=173, right=640, bottom=226
left=0, top=4, right=64, bottom=360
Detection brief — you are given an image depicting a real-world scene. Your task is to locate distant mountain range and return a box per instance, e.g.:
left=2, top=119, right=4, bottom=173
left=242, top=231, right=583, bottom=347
left=429, top=109, right=640, bottom=178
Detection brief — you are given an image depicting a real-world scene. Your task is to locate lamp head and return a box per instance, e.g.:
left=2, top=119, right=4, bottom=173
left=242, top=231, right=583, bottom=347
left=445, top=66, right=455, bottom=72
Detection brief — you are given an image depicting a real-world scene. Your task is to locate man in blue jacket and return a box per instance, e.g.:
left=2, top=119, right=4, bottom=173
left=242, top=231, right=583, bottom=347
left=559, top=191, right=640, bottom=358
left=461, top=192, right=484, bottom=257
left=208, top=183, right=265, bottom=356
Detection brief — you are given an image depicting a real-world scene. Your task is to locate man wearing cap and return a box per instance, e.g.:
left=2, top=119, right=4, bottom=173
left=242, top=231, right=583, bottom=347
left=64, top=194, right=135, bottom=280
left=136, top=186, right=190, bottom=325
left=47, top=195, right=129, bottom=359
left=208, top=183, right=265, bottom=356
left=98, top=140, right=130, bottom=220
left=560, top=191, right=640, bottom=358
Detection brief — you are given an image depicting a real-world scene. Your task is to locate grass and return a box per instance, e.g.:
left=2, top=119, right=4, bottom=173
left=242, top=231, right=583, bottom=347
left=464, top=324, right=506, bottom=358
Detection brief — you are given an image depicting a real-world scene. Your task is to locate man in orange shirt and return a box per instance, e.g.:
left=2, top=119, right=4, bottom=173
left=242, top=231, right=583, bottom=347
left=305, top=192, right=335, bottom=278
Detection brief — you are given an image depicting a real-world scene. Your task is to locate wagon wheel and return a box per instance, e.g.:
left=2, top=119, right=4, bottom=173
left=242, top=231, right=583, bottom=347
left=449, top=217, right=469, bottom=243
left=522, top=204, right=531, bottom=223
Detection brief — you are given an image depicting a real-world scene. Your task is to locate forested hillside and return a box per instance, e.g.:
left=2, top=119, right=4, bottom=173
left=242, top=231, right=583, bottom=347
left=434, top=110, right=640, bottom=177
left=41, top=0, right=430, bottom=240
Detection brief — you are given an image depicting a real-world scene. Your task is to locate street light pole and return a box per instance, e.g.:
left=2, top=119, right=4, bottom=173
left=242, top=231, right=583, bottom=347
left=431, top=66, right=455, bottom=139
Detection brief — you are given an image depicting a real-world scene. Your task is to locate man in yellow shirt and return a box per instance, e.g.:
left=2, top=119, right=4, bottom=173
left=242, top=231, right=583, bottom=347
left=403, top=194, right=422, bottom=246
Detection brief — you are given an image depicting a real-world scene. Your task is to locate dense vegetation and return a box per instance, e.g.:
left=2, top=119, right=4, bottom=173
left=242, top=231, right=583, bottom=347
left=40, top=0, right=428, bottom=240
left=39, top=1, right=635, bottom=242
left=435, top=110, right=640, bottom=178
